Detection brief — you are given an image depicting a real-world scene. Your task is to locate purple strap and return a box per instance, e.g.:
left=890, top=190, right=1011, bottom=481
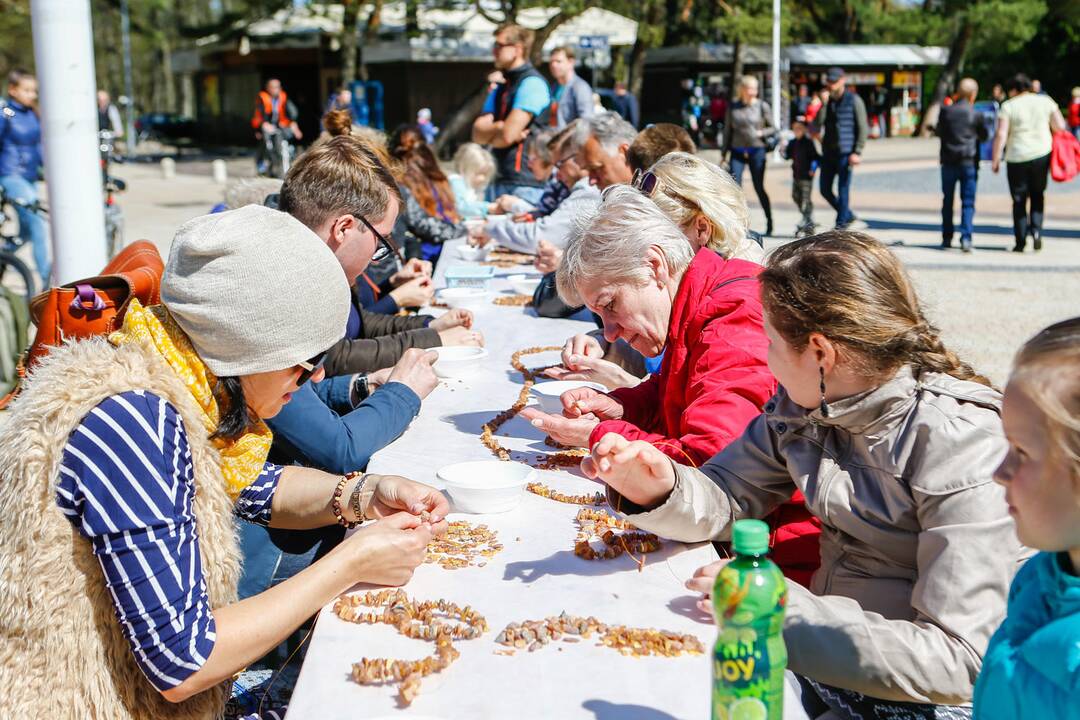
left=70, top=284, right=106, bottom=312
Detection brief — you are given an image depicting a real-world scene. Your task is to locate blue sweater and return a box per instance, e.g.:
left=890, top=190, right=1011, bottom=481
left=973, top=551, right=1080, bottom=719
left=0, top=99, right=42, bottom=181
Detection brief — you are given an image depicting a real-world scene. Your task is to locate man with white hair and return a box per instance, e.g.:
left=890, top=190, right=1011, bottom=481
left=576, top=111, right=638, bottom=189
left=937, top=77, right=989, bottom=253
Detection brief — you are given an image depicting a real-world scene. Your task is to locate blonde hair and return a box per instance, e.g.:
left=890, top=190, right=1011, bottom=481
left=738, top=74, right=758, bottom=102
left=648, top=152, right=752, bottom=259
left=760, top=231, right=992, bottom=386
left=1010, top=317, right=1080, bottom=483
left=453, top=142, right=496, bottom=192
left=557, top=185, right=695, bottom=306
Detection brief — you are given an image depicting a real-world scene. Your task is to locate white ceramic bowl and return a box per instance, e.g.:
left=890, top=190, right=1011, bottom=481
left=437, top=460, right=537, bottom=514
left=432, top=345, right=489, bottom=378
left=530, top=380, right=608, bottom=414
left=437, top=287, right=488, bottom=309
left=456, top=243, right=490, bottom=261
left=507, top=273, right=541, bottom=296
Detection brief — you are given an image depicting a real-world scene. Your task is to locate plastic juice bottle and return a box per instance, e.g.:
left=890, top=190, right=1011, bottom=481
left=711, top=519, right=788, bottom=720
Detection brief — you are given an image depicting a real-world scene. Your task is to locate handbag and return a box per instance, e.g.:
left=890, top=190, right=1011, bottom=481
left=23, top=240, right=164, bottom=369
left=1050, top=130, right=1080, bottom=183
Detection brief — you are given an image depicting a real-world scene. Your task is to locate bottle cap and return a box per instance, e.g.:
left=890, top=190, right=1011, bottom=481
left=732, top=519, right=770, bottom=556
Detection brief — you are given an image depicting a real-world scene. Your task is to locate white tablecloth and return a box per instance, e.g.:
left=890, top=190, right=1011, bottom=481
left=286, top=242, right=719, bottom=719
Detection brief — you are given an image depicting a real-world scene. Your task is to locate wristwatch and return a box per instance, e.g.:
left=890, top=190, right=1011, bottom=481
left=350, top=373, right=371, bottom=407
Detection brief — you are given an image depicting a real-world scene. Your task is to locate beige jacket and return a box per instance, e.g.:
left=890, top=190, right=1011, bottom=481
left=0, top=338, right=240, bottom=720
left=613, top=367, right=1021, bottom=705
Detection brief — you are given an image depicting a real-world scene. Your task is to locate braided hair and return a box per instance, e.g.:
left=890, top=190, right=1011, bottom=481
left=759, top=231, right=992, bottom=387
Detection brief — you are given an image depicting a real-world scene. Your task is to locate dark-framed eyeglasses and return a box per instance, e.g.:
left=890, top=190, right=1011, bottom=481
left=631, top=169, right=660, bottom=197
left=357, top=213, right=404, bottom=264
left=296, top=350, right=328, bottom=387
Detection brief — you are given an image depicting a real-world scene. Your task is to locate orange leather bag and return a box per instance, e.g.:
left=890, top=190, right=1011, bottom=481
left=25, top=240, right=164, bottom=368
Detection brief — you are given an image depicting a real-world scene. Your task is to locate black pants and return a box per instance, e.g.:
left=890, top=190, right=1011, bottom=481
left=1005, top=153, right=1050, bottom=248
left=729, top=147, right=773, bottom=227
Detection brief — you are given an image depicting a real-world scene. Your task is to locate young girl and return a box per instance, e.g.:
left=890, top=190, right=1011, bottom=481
left=448, top=142, right=496, bottom=218
left=583, top=231, right=1021, bottom=718
left=973, top=317, right=1080, bottom=719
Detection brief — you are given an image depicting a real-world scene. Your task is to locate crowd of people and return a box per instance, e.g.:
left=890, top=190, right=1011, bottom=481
left=1, top=21, right=1079, bottom=720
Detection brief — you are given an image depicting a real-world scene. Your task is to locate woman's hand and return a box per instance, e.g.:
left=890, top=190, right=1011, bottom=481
left=367, top=475, right=450, bottom=535
left=346, top=512, right=433, bottom=586
left=561, top=333, right=604, bottom=369
left=559, top=386, right=624, bottom=421
left=685, top=559, right=732, bottom=619
left=389, top=276, right=435, bottom=308
left=544, top=355, right=639, bottom=391
left=581, top=433, right=676, bottom=509
left=519, top=407, right=599, bottom=448
left=429, top=308, right=473, bottom=332
left=438, top=325, right=484, bottom=347
left=534, top=240, right=564, bottom=274
left=390, top=258, right=433, bottom=287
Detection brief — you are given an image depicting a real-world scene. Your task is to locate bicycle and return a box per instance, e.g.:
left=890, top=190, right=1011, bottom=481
left=259, top=127, right=294, bottom=179
left=99, top=130, right=127, bottom=258
left=0, top=186, right=43, bottom=303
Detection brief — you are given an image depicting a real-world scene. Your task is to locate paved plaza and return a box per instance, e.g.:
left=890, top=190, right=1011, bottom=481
left=32, top=136, right=1080, bottom=386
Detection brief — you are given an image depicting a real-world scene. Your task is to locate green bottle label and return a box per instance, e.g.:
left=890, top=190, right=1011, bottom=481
left=711, top=561, right=787, bottom=720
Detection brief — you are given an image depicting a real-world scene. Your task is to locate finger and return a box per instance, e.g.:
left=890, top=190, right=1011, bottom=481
left=696, top=598, right=715, bottom=618
left=421, top=350, right=438, bottom=365
left=592, top=432, right=627, bottom=458
left=380, top=511, right=424, bottom=530
left=580, top=455, right=599, bottom=479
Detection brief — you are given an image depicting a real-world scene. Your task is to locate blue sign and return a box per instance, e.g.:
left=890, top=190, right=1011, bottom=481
left=579, top=35, right=609, bottom=51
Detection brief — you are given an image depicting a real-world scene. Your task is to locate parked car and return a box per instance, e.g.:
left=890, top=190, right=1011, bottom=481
left=134, top=112, right=196, bottom=143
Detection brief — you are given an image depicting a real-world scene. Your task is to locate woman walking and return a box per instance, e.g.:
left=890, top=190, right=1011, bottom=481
left=723, top=75, right=777, bottom=236
left=992, top=73, right=1068, bottom=252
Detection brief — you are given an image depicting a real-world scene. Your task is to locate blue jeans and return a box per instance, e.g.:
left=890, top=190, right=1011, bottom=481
left=0, top=175, right=51, bottom=284
left=819, top=153, right=854, bottom=228
left=238, top=521, right=346, bottom=599
left=941, top=163, right=978, bottom=243
left=491, top=182, right=544, bottom=207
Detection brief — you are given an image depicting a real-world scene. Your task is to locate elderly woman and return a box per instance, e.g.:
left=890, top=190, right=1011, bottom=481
left=0, top=205, right=447, bottom=719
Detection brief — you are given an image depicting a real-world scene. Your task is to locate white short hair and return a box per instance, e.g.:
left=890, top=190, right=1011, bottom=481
left=578, top=111, right=637, bottom=155
left=557, top=185, right=695, bottom=306
left=648, top=152, right=753, bottom=259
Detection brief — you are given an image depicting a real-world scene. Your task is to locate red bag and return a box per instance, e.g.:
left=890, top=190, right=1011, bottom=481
left=1050, top=130, right=1080, bottom=183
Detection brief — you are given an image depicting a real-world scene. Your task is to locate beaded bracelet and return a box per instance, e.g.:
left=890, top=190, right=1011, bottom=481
left=348, top=472, right=367, bottom=524
left=331, top=473, right=360, bottom=529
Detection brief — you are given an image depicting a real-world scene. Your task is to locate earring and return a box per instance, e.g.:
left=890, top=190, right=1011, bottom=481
left=819, top=366, right=829, bottom=418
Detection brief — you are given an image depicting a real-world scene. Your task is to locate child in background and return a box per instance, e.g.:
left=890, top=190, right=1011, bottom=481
left=974, top=316, right=1080, bottom=719
left=782, top=116, right=820, bottom=236
left=448, top=142, right=496, bottom=218
left=416, top=107, right=439, bottom=144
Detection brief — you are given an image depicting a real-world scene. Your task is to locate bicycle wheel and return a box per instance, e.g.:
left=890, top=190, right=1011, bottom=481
left=0, top=249, right=36, bottom=303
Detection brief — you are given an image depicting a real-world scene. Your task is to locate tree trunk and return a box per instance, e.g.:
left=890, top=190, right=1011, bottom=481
left=405, top=0, right=419, bottom=39
left=628, top=0, right=665, bottom=99
left=917, top=15, right=972, bottom=136
left=158, top=29, right=177, bottom=113
left=358, top=0, right=383, bottom=82
left=341, top=0, right=360, bottom=85
left=433, top=83, right=491, bottom=158
left=730, top=38, right=743, bottom=99
left=530, top=6, right=586, bottom=68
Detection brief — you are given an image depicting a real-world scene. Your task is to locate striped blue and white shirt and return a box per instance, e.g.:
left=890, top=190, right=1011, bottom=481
left=56, top=390, right=282, bottom=691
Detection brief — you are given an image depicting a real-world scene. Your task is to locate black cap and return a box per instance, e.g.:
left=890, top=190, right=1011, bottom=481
left=825, top=67, right=845, bottom=83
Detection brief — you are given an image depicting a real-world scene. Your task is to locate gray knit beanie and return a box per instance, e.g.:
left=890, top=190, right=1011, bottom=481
left=161, top=204, right=350, bottom=377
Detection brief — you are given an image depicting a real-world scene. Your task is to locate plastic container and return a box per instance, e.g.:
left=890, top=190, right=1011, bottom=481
left=437, top=460, right=536, bottom=514
left=445, top=264, right=495, bottom=289
left=456, top=244, right=490, bottom=262
left=530, top=380, right=608, bottom=414
left=432, top=345, right=488, bottom=378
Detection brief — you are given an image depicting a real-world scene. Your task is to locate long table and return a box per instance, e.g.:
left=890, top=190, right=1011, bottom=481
left=286, top=241, right=719, bottom=719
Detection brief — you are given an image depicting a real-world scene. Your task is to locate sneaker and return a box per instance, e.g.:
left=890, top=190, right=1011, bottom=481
left=960, top=238, right=972, bottom=253
left=1033, top=235, right=1043, bottom=251
left=847, top=217, right=869, bottom=231
left=941, top=238, right=953, bottom=250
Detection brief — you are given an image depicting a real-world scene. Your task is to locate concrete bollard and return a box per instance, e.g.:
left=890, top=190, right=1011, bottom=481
left=160, top=157, right=176, bottom=179
left=211, top=158, right=227, bottom=184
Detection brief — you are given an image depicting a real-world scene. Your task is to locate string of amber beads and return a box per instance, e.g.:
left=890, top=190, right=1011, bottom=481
left=526, top=481, right=605, bottom=506
left=495, top=611, right=704, bottom=658
left=492, top=294, right=533, bottom=306
left=334, top=589, right=487, bottom=705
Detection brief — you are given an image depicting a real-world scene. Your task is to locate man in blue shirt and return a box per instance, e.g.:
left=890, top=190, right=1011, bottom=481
left=0, top=69, right=49, bottom=286
left=472, top=23, right=551, bottom=206
left=549, top=46, right=595, bottom=129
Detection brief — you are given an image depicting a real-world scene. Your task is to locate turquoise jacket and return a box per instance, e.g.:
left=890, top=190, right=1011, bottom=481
left=973, top=551, right=1080, bottom=719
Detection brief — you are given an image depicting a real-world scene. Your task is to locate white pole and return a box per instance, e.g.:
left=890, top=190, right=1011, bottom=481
left=120, top=0, right=137, bottom=158
left=771, top=0, right=782, bottom=133
left=31, top=0, right=108, bottom=283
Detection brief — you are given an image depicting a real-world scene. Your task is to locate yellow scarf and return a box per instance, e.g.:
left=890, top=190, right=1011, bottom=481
left=109, top=300, right=273, bottom=500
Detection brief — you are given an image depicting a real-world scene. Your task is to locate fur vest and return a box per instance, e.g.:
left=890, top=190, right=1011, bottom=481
left=0, top=337, right=241, bottom=719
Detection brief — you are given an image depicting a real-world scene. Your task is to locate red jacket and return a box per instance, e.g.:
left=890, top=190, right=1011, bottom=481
left=589, top=248, right=822, bottom=584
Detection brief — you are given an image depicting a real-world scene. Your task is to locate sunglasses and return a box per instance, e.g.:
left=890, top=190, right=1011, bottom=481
left=357, top=213, right=405, bottom=264
left=631, top=169, right=660, bottom=196
left=296, top=350, right=328, bottom=387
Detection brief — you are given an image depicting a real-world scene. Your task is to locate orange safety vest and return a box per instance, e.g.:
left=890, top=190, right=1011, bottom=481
left=251, top=90, right=293, bottom=129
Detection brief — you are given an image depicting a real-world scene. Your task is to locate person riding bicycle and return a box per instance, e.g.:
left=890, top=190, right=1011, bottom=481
left=252, top=78, right=302, bottom=175
left=0, top=68, right=49, bottom=287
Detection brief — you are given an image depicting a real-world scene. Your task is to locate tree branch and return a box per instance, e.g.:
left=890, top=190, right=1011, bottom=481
left=474, top=0, right=504, bottom=25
